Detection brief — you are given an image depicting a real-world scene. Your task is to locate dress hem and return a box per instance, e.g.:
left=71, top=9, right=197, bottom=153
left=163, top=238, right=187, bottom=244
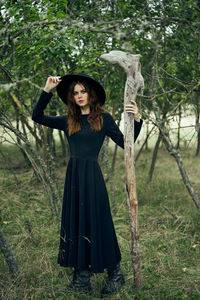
left=57, top=258, right=122, bottom=274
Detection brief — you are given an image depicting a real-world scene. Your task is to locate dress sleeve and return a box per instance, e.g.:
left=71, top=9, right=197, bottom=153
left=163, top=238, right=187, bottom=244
left=32, top=90, right=67, bottom=131
left=105, top=113, right=143, bottom=149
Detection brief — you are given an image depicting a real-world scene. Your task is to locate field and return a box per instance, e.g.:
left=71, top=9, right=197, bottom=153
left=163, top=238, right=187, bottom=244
left=0, top=143, right=199, bottom=300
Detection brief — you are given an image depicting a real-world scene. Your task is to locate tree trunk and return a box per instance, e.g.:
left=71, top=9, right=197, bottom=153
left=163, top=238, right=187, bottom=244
left=111, top=143, right=118, bottom=176
left=135, top=126, right=154, bottom=162
left=110, top=119, right=120, bottom=215
left=16, top=113, right=28, bottom=162
left=102, top=136, right=117, bottom=215
left=176, top=105, right=181, bottom=150
left=151, top=98, right=200, bottom=211
left=0, top=229, right=20, bottom=279
left=148, top=132, right=162, bottom=182
left=195, top=97, right=200, bottom=156
left=0, top=115, right=62, bottom=223
left=196, top=123, right=200, bottom=156
left=145, top=120, right=150, bottom=151
left=108, top=139, right=117, bottom=216
left=0, top=149, right=20, bottom=185
left=146, top=51, right=200, bottom=211
left=59, top=130, right=67, bottom=157
left=47, top=128, right=56, bottom=159
left=162, top=131, right=200, bottom=210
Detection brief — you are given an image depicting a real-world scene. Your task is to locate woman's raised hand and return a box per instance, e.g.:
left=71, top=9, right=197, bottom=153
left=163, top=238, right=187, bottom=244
left=44, top=76, right=62, bottom=93
left=125, top=100, right=141, bottom=122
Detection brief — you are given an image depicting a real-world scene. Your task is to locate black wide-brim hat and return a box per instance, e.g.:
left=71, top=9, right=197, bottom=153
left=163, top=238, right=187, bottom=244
left=56, top=73, right=106, bottom=106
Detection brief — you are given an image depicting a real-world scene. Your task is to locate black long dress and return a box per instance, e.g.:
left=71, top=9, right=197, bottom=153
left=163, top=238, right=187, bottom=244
left=32, top=90, right=143, bottom=273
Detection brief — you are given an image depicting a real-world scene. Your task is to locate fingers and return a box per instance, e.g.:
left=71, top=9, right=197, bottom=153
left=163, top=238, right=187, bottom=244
left=48, top=76, right=62, bottom=84
left=126, top=100, right=136, bottom=106
left=130, top=100, right=136, bottom=105
left=125, top=100, right=138, bottom=114
left=44, top=76, right=62, bottom=93
left=124, top=100, right=140, bottom=121
left=125, top=100, right=137, bottom=109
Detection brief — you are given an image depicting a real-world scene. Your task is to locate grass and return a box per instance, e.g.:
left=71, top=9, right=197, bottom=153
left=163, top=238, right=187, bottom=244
left=0, top=144, right=200, bottom=300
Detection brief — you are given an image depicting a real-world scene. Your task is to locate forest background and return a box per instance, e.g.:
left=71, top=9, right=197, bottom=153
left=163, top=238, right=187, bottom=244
left=0, top=0, right=199, bottom=299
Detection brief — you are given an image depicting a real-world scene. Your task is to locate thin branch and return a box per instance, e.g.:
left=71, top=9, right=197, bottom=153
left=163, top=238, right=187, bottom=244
left=0, top=18, right=123, bottom=48
left=163, top=206, right=179, bottom=221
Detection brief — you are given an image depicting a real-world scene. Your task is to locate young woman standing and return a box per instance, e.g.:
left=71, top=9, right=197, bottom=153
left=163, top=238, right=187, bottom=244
left=32, top=73, right=143, bottom=295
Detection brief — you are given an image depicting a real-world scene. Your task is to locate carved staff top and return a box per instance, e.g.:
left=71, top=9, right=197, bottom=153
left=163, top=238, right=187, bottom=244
left=100, top=50, right=144, bottom=95
left=100, top=50, right=144, bottom=148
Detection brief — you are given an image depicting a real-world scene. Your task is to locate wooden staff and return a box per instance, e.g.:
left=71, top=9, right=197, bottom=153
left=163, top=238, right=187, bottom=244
left=100, top=51, right=144, bottom=290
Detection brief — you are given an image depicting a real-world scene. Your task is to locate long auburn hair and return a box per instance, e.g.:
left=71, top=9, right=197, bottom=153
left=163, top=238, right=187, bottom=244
left=67, top=80, right=107, bottom=136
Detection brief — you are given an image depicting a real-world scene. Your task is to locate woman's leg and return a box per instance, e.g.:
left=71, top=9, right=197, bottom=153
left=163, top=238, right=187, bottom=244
left=101, top=262, right=125, bottom=295
left=66, top=267, right=91, bottom=292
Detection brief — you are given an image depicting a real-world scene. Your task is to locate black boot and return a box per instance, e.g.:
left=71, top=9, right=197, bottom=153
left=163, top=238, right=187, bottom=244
left=101, top=263, right=125, bottom=296
left=66, top=268, right=91, bottom=293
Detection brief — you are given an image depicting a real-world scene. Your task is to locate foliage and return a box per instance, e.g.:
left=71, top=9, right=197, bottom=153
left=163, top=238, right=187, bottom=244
left=1, top=0, right=199, bottom=114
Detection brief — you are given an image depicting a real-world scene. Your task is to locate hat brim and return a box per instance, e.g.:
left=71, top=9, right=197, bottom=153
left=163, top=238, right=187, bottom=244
left=56, top=74, right=106, bottom=106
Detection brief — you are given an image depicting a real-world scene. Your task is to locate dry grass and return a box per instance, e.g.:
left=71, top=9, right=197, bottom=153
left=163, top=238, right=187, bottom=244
left=0, top=144, right=199, bottom=300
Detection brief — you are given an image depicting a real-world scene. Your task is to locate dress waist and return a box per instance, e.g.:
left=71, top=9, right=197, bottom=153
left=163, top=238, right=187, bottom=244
left=70, top=156, right=98, bottom=161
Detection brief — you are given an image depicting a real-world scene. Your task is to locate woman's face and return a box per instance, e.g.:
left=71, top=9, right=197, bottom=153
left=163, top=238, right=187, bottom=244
left=73, top=83, right=89, bottom=108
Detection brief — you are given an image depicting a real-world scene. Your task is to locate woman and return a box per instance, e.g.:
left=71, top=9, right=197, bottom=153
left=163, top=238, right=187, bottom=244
left=32, top=73, right=143, bottom=295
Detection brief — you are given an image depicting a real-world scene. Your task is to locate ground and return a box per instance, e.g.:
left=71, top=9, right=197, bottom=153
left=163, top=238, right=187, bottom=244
left=0, top=144, right=199, bottom=300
